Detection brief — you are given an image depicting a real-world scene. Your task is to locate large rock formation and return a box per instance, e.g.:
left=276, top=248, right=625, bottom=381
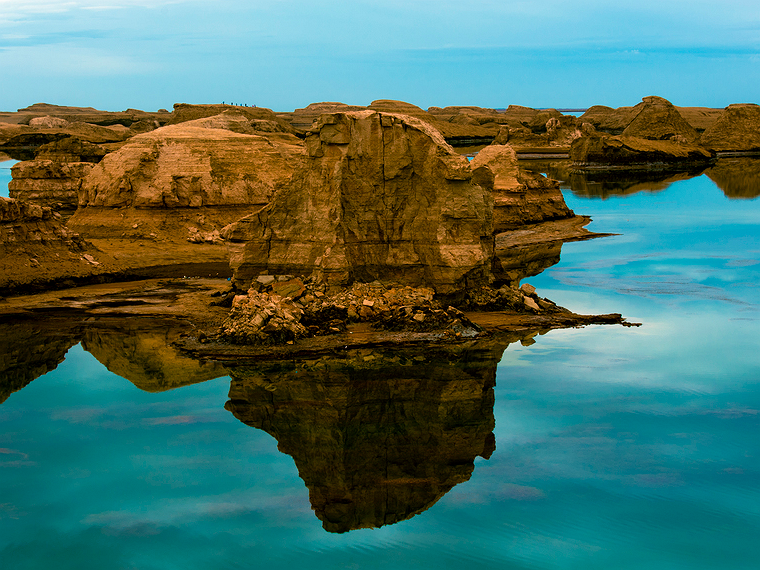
left=68, top=111, right=306, bottom=240
left=8, top=137, right=106, bottom=209
left=224, top=342, right=500, bottom=533
left=221, top=111, right=495, bottom=296
left=167, top=103, right=297, bottom=134
left=0, top=197, right=116, bottom=294
left=570, top=135, right=714, bottom=168
left=699, top=104, right=760, bottom=154
left=470, top=144, right=574, bottom=232
left=621, top=96, right=701, bottom=143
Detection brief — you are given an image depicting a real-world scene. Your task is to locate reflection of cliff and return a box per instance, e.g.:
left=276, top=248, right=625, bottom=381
left=705, top=158, right=760, bottom=199
left=225, top=342, right=505, bottom=533
left=0, top=318, right=81, bottom=403
left=495, top=240, right=562, bottom=285
left=82, top=322, right=228, bottom=392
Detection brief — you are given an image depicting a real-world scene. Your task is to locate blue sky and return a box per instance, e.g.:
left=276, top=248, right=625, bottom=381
left=1, top=0, right=759, bottom=112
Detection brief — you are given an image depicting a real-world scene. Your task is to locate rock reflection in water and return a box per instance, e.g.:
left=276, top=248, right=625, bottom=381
left=82, top=323, right=228, bottom=392
left=225, top=341, right=507, bottom=533
left=705, top=157, right=760, bottom=199
left=0, top=316, right=228, bottom=401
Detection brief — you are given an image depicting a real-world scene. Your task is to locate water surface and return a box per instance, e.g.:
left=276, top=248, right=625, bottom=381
left=0, top=159, right=18, bottom=198
left=1, top=169, right=759, bottom=569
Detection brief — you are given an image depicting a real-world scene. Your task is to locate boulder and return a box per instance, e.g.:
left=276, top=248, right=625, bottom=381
left=699, top=104, right=760, bottom=153
left=470, top=144, right=574, bottom=232
left=222, top=111, right=495, bottom=296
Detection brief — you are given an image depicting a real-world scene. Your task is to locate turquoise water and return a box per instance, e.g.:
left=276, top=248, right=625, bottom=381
left=1, top=172, right=760, bottom=569
left=0, top=159, right=17, bottom=198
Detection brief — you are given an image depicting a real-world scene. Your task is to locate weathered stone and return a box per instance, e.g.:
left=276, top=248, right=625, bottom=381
left=223, top=111, right=494, bottom=296
left=570, top=134, right=714, bottom=168
left=622, top=96, right=701, bottom=143
left=470, top=144, right=574, bottom=232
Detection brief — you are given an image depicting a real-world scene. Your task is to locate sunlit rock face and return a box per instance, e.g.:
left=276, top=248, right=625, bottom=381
left=222, top=111, right=495, bottom=295
left=225, top=343, right=503, bottom=533
left=81, top=324, right=228, bottom=392
left=570, top=135, right=714, bottom=167
left=471, top=144, right=574, bottom=232
left=699, top=104, right=760, bottom=153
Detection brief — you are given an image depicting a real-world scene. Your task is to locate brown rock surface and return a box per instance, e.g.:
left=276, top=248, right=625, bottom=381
left=471, top=144, right=574, bottom=232
left=222, top=111, right=494, bottom=295
left=224, top=341, right=499, bottom=533
left=699, top=104, right=760, bottom=153
left=10, top=160, right=95, bottom=209
left=570, top=134, right=714, bottom=168
left=622, top=96, right=700, bottom=143
left=167, top=103, right=296, bottom=134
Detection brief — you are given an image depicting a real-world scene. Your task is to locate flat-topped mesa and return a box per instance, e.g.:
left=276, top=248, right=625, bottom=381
left=222, top=110, right=495, bottom=296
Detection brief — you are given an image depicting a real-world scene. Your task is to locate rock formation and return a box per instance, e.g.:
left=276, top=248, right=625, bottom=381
left=68, top=111, right=306, bottom=241
left=8, top=137, right=106, bottom=210
left=621, top=96, right=701, bottom=143
left=224, top=341, right=501, bottom=533
left=167, top=103, right=297, bottom=135
left=699, top=104, right=760, bottom=154
left=222, top=111, right=494, bottom=296
left=470, top=144, right=574, bottom=232
left=570, top=135, right=714, bottom=168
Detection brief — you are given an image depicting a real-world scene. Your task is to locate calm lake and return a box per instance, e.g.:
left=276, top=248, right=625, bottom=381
left=0, top=159, right=18, bottom=198
left=2, top=163, right=760, bottom=569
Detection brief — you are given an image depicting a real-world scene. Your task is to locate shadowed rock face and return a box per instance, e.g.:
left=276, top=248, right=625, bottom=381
left=700, top=104, right=760, bottom=153
left=570, top=135, right=714, bottom=168
left=223, top=111, right=495, bottom=295
left=225, top=342, right=504, bottom=533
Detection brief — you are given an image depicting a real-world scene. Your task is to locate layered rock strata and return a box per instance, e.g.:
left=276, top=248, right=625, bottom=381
left=222, top=111, right=494, bottom=296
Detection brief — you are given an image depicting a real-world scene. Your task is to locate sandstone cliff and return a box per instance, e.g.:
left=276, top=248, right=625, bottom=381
left=225, top=342, right=500, bottom=533
left=570, top=135, right=714, bottom=168
left=221, top=111, right=494, bottom=295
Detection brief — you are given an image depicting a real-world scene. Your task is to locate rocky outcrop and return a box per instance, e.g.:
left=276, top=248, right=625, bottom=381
left=222, top=111, right=494, bottom=296
left=287, top=102, right=370, bottom=131
left=0, top=197, right=117, bottom=294
left=471, top=144, right=574, bottom=232
left=570, top=134, right=714, bottom=169
left=224, top=341, right=500, bottom=532
left=8, top=136, right=106, bottom=209
left=68, top=112, right=306, bottom=241
left=168, top=103, right=297, bottom=134
left=699, top=104, right=760, bottom=154
left=621, top=96, right=701, bottom=143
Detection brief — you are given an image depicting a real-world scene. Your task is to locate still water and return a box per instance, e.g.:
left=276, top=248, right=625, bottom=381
left=1, top=167, right=759, bottom=569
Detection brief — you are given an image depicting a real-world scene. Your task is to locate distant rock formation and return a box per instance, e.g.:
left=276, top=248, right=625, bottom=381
left=621, top=96, right=701, bottom=143
left=699, top=104, right=760, bottom=154
left=222, top=111, right=494, bottom=296
left=168, top=103, right=297, bottom=134
left=471, top=144, right=574, bottom=232
left=224, top=342, right=500, bottom=533
left=570, top=135, right=714, bottom=168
